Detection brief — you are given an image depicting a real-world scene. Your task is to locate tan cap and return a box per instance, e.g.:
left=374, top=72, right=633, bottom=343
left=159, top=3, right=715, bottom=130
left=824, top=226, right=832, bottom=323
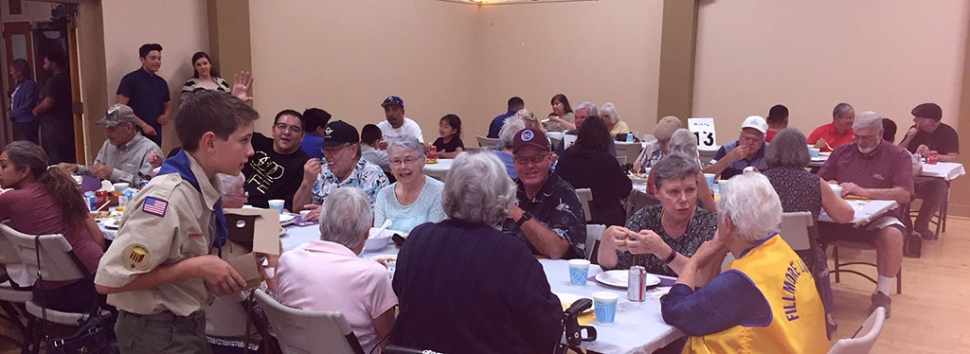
left=653, top=116, right=682, bottom=141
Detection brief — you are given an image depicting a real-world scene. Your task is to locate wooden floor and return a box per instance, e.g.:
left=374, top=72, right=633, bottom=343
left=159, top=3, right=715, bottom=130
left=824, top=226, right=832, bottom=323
left=0, top=217, right=967, bottom=353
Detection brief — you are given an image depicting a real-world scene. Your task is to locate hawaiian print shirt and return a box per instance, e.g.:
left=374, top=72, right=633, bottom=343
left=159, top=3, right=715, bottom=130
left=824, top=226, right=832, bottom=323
left=311, top=158, right=389, bottom=205
left=502, top=173, right=586, bottom=259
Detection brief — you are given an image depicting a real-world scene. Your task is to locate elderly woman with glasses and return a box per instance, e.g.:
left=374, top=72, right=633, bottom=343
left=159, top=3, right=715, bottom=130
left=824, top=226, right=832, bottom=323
left=598, top=153, right=718, bottom=277
left=661, top=172, right=828, bottom=354
left=373, top=136, right=446, bottom=234
left=389, top=150, right=562, bottom=353
left=277, top=188, right=397, bottom=354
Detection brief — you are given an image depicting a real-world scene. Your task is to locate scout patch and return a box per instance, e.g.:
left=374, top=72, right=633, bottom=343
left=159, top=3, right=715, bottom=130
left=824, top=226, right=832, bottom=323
left=122, top=243, right=152, bottom=271
left=142, top=196, right=168, bottom=217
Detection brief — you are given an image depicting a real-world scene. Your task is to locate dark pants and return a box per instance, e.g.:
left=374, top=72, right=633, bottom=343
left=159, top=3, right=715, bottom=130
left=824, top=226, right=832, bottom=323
left=33, top=279, right=98, bottom=313
left=115, top=310, right=208, bottom=354
left=140, top=122, right=163, bottom=146
left=912, top=176, right=947, bottom=237
left=40, top=118, right=76, bottom=164
left=13, top=121, right=40, bottom=144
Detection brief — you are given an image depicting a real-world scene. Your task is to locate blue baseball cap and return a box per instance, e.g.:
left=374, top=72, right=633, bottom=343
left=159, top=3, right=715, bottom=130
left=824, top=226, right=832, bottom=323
left=381, top=96, right=404, bottom=108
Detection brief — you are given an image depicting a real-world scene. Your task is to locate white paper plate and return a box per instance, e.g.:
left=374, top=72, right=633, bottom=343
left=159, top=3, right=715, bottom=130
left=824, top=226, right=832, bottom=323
left=104, top=218, right=122, bottom=230
left=279, top=227, right=287, bottom=237
left=555, top=293, right=592, bottom=313
left=595, top=270, right=661, bottom=288
left=280, top=213, right=296, bottom=227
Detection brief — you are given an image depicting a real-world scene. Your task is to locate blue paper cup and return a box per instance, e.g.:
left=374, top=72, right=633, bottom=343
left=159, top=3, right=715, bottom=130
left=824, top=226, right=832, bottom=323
left=704, top=173, right=716, bottom=188
left=568, top=259, right=590, bottom=286
left=268, top=199, right=285, bottom=214
left=593, top=291, right=619, bottom=324
left=809, top=147, right=820, bottom=157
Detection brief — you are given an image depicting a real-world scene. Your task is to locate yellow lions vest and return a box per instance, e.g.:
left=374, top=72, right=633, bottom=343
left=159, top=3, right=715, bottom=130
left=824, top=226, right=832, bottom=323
left=683, top=235, right=829, bottom=354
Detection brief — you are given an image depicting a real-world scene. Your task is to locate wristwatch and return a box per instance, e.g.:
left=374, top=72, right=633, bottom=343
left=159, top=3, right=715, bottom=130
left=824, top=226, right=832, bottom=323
left=515, top=211, right=533, bottom=228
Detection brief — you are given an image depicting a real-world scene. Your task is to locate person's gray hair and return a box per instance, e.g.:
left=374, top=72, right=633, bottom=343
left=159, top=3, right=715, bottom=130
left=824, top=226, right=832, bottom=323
left=574, top=101, right=598, bottom=117
left=498, top=116, right=526, bottom=149
left=833, top=103, right=854, bottom=118
left=442, top=150, right=516, bottom=225
left=600, top=103, right=619, bottom=124
left=386, top=135, right=426, bottom=159
left=318, top=188, right=373, bottom=248
left=666, top=129, right=698, bottom=159
left=717, top=173, right=781, bottom=243
left=765, top=128, right=810, bottom=168
left=852, top=111, right=883, bottom=131
left=513, top=109, right=541, bottom=130
left=652, top=153, right=701, bottom=190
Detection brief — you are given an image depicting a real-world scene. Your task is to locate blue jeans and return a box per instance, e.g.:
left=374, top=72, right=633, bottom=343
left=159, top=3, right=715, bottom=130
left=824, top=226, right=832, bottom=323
left=14, top=121, right=39, bottom=144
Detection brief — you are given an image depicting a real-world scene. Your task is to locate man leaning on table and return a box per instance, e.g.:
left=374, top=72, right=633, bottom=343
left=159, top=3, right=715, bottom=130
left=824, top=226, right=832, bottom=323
left=502, top=127, right=587, bottom=259
left=703, top=115, right=769, bottom=180
left=808, top=102, right=856, bottom=152
left=662, top=172, right=829, bottom=354
left=898, top=103, right=959, bottom=240
left=58, top=104, right=162, bottom=185
left=817, top=111, right=914, bottom=319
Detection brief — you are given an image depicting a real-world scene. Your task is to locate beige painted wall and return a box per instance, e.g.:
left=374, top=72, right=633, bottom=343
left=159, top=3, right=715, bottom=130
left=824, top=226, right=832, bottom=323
left=1, top=0, right=54, bottom=23
left=693, top=0, right=968, bottom=144
left=100, top=0, right=208, bottom=153
left=249, top=0, right=665, bottom=141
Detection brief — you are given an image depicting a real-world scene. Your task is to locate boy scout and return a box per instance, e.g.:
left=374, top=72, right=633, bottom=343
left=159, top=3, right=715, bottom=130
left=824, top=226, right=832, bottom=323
left=95, top=91, right=257, bottom=353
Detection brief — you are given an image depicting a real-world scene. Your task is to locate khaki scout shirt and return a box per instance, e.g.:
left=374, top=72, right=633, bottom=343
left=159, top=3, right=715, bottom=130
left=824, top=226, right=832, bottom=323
left=94, top=153, right=223, bottom=316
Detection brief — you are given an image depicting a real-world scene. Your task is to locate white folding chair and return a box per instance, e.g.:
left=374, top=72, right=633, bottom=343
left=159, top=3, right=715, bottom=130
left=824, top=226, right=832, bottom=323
left=0, top=222, right=33, bottom=348
left=828, top=307, right=887, bottom=354
left=253, top=289, right=365, bottom=354
left=476, top=136, right=500, bottom=148
left=585, top=224, right=606, bottom=262
left=614, top=143, right=643, bottom=169
left=720, top=252, right=736, bottom=271
left=780, top=212, right=813, bottom=251
left=575, top=188, right=593, bottom=222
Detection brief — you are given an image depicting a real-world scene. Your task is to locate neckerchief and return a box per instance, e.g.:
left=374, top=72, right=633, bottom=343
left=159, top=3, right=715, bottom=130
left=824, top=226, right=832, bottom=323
left=157, top=150, right=228, bottom=255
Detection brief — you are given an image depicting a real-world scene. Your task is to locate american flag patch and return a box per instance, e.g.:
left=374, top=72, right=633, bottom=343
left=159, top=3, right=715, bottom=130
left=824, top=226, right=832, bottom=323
left=142, top=197, right=168, bottom=217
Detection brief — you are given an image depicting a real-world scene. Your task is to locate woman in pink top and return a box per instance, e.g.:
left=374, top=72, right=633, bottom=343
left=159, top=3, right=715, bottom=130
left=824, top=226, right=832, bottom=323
left=0, top=141, right=105, bottom=312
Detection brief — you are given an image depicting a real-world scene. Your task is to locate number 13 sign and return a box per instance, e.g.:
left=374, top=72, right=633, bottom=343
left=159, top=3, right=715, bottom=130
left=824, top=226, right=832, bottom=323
left=688, top=117, right=717, bottom=149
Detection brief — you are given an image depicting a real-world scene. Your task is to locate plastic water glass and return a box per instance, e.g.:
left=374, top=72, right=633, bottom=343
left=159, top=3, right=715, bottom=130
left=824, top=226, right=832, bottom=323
left=593, top=291, right=619, bottom=324
left=268, top=199, right=285, bottom=214
left=568, top=259, right=590, bottom=286
left=809, top=147, right=820, bottom=157
left=703, top=173, right=716, bottom=188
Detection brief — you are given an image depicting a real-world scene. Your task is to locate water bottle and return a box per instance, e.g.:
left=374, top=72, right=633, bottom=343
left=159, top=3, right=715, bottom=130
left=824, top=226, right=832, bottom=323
left=84, top=191, right=96, bottom=211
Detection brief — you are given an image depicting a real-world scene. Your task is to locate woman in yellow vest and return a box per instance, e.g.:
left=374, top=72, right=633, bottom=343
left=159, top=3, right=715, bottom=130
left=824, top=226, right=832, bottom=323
left=661, top=172, right=829, bottom=354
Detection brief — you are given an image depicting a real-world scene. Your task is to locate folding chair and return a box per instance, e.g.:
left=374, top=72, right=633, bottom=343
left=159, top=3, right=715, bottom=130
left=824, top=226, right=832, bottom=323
left=780, top=212, right=814, bottom=252
left=0, top=222, right=33, bottom=350
left=575, top=188, right=593, bottom=222
left=585, top=224, right=606, bottom=263
left=828, top=307, right=887, bottom=354
left=476, top=136, right=500, bottom=149
left=253, top=289, right=365, bottom=354
left=831, top=240, right=902, bottom=294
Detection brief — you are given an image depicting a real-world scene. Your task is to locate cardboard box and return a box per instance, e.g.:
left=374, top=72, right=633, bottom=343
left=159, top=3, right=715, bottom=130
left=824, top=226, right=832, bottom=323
left=220, top=208, right=282, bottom=289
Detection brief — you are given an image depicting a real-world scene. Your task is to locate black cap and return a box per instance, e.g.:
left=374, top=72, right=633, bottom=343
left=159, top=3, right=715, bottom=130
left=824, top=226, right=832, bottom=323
left=911, top=103, right=942, bottom=121
left=317, top=120, right=359, bottom=147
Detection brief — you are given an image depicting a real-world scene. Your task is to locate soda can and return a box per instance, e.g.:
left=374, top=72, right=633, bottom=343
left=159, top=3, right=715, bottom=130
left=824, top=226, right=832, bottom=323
left=628, top=265, right=646, bottom=302
left=928, top=151, right=938, bottom=165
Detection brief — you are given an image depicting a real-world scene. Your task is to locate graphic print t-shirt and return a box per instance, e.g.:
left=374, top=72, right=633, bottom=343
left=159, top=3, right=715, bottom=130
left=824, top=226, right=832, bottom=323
left=243, top=133, right=310, bottom=210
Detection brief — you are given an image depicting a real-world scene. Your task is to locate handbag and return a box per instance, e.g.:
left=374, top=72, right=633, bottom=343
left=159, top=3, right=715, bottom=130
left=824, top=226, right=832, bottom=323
left=34, top=235, right=119, bottom=354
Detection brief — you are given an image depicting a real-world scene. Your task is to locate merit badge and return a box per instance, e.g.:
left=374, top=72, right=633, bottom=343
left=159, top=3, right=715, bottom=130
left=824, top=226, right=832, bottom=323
left=122, top=243, right=152, bottom=271
left=142, top=196, right=168, bottom=217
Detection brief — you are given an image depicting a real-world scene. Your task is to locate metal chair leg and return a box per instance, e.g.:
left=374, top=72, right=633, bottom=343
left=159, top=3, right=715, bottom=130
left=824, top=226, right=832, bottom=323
left=833, top=246, right=840, bottom=283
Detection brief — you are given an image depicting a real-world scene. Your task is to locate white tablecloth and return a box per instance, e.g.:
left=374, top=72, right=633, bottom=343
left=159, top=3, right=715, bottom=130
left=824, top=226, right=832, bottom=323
left=919, top=162, right=965, bottom=181
left=421, top=158, right=453, bottom=181
left=819, top=199, right=898, bottom=225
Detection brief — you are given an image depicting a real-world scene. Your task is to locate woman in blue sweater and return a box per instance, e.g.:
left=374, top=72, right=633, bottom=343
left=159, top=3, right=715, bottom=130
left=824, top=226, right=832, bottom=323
left=8, top=59, right=38, bottom=143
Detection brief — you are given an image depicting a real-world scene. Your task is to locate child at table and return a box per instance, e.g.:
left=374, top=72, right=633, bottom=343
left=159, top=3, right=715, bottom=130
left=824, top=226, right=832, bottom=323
left=432, top=114, right=464, bottom=159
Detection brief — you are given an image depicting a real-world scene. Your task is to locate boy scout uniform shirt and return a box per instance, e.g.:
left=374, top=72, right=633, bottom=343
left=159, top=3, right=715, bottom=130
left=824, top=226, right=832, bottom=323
left=94, top=153, right=222, bottom=316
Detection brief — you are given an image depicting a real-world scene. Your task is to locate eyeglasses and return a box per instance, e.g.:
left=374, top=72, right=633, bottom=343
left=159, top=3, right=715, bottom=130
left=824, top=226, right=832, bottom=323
left=514, top=153, right=549, bottom=165
left=274, top=123, right=303, bottom=134
left=390, top=156, right=421, bottom=166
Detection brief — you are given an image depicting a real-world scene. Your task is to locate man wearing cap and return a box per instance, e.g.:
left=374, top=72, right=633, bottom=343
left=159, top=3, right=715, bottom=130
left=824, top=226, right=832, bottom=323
left=633, top=116, right=682, bottom=173
left=898, top=103, right=959, bottom=240
left=242, top=109, right=310, bottom=211
left=57, top=104, right=162, bottom=185
left=299, top=108, right=332, bottom=160
left=808, top=103, right=855, bottom=152
left=293, top=120, right=389, bottom=220
left=765, top=104, right=789, bottom=142
left=554, top=101, right=616, bottom=156
left=378, top=96, right=424, bottom=144
left=502, top=128, right=586, bottom=260
left=704, top=116, right=769, bottom=180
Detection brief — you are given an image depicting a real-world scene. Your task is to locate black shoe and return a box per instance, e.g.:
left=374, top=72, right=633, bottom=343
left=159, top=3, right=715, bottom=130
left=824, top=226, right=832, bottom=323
left=870, top=292, right=892, bottom=319
left=915, top=227, right=937, bottom=240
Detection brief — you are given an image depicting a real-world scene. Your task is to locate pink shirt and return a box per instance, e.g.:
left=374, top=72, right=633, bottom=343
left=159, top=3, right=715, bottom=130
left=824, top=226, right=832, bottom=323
left=277, top=240, right=397, bottom=353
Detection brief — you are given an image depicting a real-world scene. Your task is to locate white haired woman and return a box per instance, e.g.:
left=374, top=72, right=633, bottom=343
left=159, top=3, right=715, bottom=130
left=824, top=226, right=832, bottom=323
left=599, top=102, right=630, bottom=137
left=661, top=172, right=828, bottom=354
left=277, top=188, right=397, bottom=354
left=373, top=136, right=446, bottom=234
left=389, top=150, right=562, bottom=353
left=492, top=116, right=527, bottom=178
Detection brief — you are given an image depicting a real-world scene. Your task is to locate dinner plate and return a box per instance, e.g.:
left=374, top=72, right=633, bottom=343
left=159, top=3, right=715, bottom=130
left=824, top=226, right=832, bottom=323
left=595, top=270, right=661, bottom=288
left=280, top=213, right=296, bottom=227
left=104, top=218, right=122, bottom=230
left=279, top=227, right=287, bottom=237
left=555, top=293, right=593, bottom=313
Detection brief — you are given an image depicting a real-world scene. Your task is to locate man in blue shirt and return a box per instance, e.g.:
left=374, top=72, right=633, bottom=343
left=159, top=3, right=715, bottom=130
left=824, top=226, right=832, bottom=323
left=487, top=96, right=524, bottom=138
left=554, top=102, right=616, bottom=156
left=117, top=43, right=170, bottom=146
left=299, top=108, right=331, bottom=160
left=704, top=115, right=769, bottom=180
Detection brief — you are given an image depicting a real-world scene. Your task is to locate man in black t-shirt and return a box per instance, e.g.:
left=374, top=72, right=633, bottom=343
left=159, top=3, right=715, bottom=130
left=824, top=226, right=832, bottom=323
left=32, top=51, right=76, bottom=164
left=243, top=109, right=311, bottom=210
left=898, top=103, right=960, bottom=239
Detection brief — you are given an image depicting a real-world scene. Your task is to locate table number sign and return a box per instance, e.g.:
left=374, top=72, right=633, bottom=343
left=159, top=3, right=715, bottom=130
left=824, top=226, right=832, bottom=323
left=688, top=117, right=717, bottom=149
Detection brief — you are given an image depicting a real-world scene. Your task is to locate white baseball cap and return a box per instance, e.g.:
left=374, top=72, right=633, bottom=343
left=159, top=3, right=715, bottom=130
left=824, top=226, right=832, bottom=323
left=740, top=115, right=767, bottom=134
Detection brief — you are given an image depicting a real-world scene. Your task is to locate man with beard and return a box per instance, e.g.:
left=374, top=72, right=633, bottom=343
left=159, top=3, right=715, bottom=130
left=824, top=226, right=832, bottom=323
left=377, top=96, right=423, bottom=144
left=242, top=109, right=310, bottom=211
left=32, top=51, right=75, bottom=163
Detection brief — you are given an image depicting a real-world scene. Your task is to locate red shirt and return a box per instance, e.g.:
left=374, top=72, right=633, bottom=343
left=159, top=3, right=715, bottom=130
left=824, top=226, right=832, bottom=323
left=807, top=123, right=854, bottom=152
left=765, top=129, right=779, bottom=142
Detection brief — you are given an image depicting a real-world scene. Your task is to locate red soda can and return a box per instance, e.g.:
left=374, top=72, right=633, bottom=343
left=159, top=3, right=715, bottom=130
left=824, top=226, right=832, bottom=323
left=429, top=145, right=438, bottom=160
left=929, top=151, right=938, bottom=165
left=94, top=190, right=109, bottom=208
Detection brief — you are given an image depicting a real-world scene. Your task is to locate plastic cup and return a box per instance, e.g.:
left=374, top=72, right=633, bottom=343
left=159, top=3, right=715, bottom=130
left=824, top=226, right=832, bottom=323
left=300, top=210, right=311, bottom=221
left=268, top=199, right=285, bottom=214
left=568, top=259, right=590, bottom=286
left=703, top=173, right=716, bottom=188
left=113, top=182, right=129, bottom=192
left=809, top=147, right=820, bottom=157
left=593, top=291, right=619, bottom=324
left=830, top=184, right=843, bottom=197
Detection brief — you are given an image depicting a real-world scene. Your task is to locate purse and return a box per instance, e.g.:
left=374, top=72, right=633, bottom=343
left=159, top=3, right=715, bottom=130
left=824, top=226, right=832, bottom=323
left=34, top=235, right=119, bottom=354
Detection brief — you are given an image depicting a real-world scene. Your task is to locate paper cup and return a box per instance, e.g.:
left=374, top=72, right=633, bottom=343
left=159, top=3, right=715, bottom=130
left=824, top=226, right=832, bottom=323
left=568, top=259, right=590, bottom=286
left=809, top=147, right=820, bottom=157
left=268, top=199, right=285, bottom=214
left=703, top=173, right=716, bottom=188
left=830, top=184, right=843, bottom=197
left=593, top=291, right=619, bottom=324
left=300, top=210, right=311, bottom=220
left=113, top=182, right=130, bottom=192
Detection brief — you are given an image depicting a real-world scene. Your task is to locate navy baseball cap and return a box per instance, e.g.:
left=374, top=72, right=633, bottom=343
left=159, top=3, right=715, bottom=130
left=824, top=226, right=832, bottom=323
left=317, top=120, right=359, bottom=147
left=381, top=96, right=404, bottom=108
